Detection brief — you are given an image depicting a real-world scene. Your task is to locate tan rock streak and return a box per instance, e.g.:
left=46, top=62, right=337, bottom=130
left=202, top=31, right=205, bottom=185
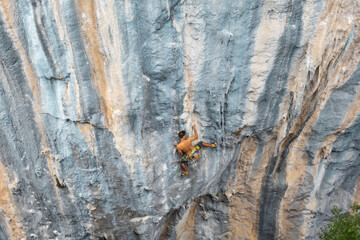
left=245, top=0, right=287, bottom=125
left=0, top=162, right=24, bottom=239
left=277, top=0, right=360, bottom=238
left=0, top=1, right=39, bottom=102
left=182, top=0, right=206, bottom=126
left=226, top=136, right=260, bottom=240
left=76, top=0, right=140, bottom=167
left=75, top=0, right=110, bottom=120
left=354, top=178, right=360, bottom=203
left=175, top=200, right=198, bottom=240
left=77, top=122, right=96, bottom=156
left=226, top=134, right=280, bottom=239
left=0, top=1, right=69, bottom=224
left=0, top=7, right=94, bottom=221
left=52, top=0, right=83, bottom=116
left=1, top=0, right=360, bottom=238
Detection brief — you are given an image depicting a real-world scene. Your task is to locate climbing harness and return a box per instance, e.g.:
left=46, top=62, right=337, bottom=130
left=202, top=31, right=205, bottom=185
left=170, top=142, right=216, bottom=164
left=170, top=147, right=199, bottom=164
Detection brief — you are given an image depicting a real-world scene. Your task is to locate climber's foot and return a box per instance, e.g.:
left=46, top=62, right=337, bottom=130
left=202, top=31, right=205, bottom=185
left=181, top=171, right=189, bottom=176
left=211, top=142, right=217, bottom=148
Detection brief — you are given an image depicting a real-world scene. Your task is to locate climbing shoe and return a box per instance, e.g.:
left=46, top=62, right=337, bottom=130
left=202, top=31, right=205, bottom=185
left=181, top=171, right=189, bottom=176
left=211, top=142, right=217, bottom=148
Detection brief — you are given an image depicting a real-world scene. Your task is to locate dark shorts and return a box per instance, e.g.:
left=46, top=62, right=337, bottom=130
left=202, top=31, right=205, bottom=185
left=195, top=141, right=203, bottom=149
left=180, top=159, right=189, bottom=166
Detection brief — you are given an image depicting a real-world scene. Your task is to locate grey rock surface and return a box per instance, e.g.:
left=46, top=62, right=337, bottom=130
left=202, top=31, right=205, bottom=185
left=0, top=0, right=359, bottom=239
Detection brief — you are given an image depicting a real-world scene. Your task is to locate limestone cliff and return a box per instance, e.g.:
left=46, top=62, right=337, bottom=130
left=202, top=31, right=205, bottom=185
left=0, top=0, right=359, bottom=239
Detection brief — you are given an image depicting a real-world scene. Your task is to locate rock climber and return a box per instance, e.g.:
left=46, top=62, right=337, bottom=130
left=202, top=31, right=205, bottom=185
left=174, top=125, right=216, bottom=176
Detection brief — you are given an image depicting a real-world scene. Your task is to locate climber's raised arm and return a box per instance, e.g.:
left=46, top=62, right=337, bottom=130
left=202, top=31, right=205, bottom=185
left=189, top=125, right=198, bottom=141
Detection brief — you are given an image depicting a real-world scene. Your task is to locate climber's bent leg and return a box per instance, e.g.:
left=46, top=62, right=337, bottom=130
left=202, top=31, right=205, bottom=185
left=199, top=141, right=216, bottom=148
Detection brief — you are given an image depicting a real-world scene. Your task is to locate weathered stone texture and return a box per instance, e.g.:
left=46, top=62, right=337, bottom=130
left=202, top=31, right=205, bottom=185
left=0, top=0, right=359, bottom=239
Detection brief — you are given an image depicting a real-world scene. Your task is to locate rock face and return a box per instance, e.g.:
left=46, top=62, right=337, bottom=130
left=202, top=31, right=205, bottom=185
left=0, top=0, right=359, bottom=239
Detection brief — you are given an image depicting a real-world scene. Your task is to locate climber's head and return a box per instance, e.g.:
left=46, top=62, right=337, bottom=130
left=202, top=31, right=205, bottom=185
left=178, top=130, right=186, bottom=139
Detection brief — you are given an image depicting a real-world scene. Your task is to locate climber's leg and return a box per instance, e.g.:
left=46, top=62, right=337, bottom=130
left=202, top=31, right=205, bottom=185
left=180, top=163, right=189, bottom=176
left=198, top=141, right=216, bottom=148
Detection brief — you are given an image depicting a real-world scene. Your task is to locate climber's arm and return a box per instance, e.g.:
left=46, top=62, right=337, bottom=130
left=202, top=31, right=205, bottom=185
left=189, top=125, right=198, bottom=141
